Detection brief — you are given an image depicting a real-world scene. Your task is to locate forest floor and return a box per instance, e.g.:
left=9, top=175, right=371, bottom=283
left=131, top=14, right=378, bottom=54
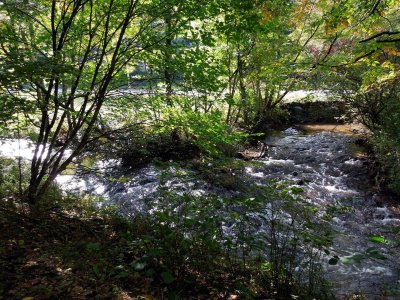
left=0, top=204, right=149, bottom=299
left=0, top=201, right=250, bottom=300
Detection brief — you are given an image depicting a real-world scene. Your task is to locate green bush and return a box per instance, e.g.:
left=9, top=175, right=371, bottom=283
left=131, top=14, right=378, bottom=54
left=371, top=90, right=400, bottom=193
left=251, top=106, right=290, bottom=132
left=344, top=79, right=400, bottom=194
left=0, top=157, right=28, bottom=199
left=160, top=107, right=248, bottom=156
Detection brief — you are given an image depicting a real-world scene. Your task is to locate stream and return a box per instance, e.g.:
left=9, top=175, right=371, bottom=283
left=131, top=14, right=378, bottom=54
left=248, top=126, right=400, bottom=298
left=1, top=125, right=400, bottom=298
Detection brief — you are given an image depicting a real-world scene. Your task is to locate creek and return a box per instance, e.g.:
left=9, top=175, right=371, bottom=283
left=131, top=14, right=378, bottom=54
left=248, top=126, right=400, bottom=298
left=1, top=125, right=399, bottom=298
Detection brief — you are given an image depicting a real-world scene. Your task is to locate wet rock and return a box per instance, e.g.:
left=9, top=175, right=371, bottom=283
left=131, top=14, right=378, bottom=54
left=303, top=156, right=315, bottom=163
left=282, top=101, right=347, bottom=123
left=334, top=145, right=343, bottom=151
left=355, top=137, right=368, bottom=146
left=139, top=176, right=157, bottom=185
left=295, top=147, right=309, bottom=151
left=113, top=185, right=126, bottom=193
left=231, top=206, right=244, bottom=214
left=337, top=155, right=349, bottom=162
left=372, top=194, right=384, bottom=207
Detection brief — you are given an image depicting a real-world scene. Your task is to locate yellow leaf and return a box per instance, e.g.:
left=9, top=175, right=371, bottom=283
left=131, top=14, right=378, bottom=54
left=23, top=297, right=34, bottom=300
left=381, top=61, right=393, bottom=68
left=386, top=48, right=400, bottom=57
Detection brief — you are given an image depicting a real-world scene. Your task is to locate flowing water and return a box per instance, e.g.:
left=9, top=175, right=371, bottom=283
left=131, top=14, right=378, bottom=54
left=247, top=127, right=400, bottom=298
left=1, top=126, right=400, bottom=298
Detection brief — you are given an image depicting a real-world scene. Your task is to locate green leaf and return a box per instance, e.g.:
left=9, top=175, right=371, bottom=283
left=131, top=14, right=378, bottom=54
left=115, top=272, right=129, bottom=279
left=365, top=247, right=387, bottom=260
left=368, top=234, right=385, bottom=244
left=161, top=271, right=175, bottom=284
left=145, top=268, right=155, bottom=277
left=132, top=262, right=147, bottom=271
left=291, top=186, right=303, bottom=195
left=85, top=242, right=100, bottom=252
left=342, top=254, right=364, bottom=265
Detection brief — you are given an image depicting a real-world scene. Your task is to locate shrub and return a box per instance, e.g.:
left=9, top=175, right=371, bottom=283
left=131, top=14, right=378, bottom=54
left=159, top=108, right=248, bottom=157
left=371, top=90, right=400, bottom=193
left=343, top=79, right=400, bottom=194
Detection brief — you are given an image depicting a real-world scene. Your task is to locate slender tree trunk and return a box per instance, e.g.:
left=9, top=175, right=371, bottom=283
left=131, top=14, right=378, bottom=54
left=237, top=54, right=248, bottom=124
left=164, top=17, right=173, bottom=106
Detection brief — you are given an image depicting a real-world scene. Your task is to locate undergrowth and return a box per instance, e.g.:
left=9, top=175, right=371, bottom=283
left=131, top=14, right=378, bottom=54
left=0, top=194, right=334, bottom=299
left=0, top=155, right=334, bottom=299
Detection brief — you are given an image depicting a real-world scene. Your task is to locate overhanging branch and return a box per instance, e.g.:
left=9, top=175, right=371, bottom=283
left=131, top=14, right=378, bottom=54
left=360, top=31, right=400, bottom=43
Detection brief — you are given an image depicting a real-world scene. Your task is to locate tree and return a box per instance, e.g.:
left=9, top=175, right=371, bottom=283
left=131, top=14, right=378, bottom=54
left=0, top=0, right=207, bottom=204
left=218, top=0, right=317, bottom=128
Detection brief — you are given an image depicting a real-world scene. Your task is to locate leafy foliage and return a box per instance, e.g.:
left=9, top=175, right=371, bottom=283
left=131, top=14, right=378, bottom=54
left=159, top=107, right=247, bottom=156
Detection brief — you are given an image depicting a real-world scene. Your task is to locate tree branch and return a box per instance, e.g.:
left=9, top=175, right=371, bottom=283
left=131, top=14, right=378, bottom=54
left=360, top=31, right=400, bottom=43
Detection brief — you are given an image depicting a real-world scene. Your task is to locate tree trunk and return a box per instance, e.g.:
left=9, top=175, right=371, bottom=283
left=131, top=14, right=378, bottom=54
left=164, top=17, right=174, bottom=106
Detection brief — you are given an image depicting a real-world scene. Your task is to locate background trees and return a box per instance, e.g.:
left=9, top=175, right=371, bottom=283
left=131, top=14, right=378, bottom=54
left=304, top=0, right=400, bottom=192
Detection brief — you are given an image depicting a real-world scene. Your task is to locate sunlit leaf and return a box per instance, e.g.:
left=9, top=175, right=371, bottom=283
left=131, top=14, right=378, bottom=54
left=369, top=234, right=385, bottom=244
